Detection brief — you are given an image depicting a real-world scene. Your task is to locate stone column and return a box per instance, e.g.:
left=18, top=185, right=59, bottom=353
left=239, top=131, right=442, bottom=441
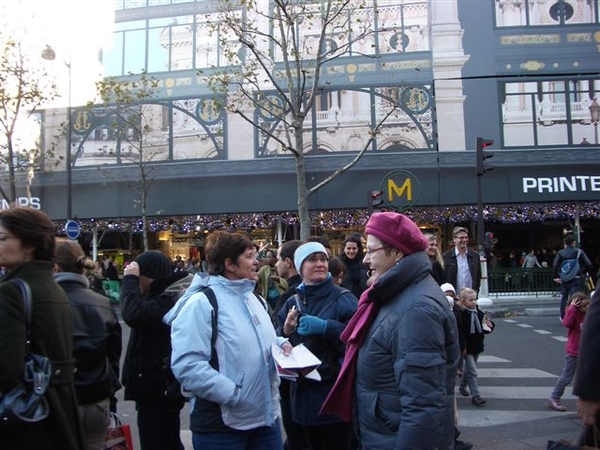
left=431, top=0, right=470, bottom=151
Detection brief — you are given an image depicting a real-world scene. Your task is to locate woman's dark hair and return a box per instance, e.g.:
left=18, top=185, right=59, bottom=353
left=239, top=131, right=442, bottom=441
left=328, top=256, right=346, bottom=279
left=343, top=233, right=364, bottom=258
left=205, top=231, right=255, bottom=276
left=0, top=207, right=56, bottom=261
left=55, top=240, right=95, bottom=274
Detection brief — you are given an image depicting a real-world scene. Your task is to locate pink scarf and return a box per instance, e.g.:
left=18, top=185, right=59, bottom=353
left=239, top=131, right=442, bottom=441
left=319, top=286, right=377, bottom=422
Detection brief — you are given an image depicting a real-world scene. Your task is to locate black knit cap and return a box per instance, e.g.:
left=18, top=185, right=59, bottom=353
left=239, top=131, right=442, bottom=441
left=134, top=250, right=172, bottom=279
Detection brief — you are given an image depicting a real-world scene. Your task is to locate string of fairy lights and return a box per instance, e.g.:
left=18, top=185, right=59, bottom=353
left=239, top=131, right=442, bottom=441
left=54, top=201, right=599, bottom=235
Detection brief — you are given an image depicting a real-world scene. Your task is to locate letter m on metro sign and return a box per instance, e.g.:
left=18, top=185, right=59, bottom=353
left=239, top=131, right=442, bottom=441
left=378, top=170, right=420, bottom=212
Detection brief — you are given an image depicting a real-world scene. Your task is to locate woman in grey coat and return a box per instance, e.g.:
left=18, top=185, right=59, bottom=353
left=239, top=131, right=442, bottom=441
left=322, top=212, right=459, bottom=449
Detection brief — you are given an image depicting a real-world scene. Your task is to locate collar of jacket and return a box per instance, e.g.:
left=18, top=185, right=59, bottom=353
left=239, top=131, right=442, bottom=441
left=54, top=271, right=89, bottom=288
left=151, top=270, right=190, bottom=295
left=369, top=251, right=431, bottom=307
left=295, top=274, right=335, bottom=303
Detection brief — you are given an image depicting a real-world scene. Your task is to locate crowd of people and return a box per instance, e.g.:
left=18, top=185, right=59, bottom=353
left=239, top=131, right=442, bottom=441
left=1, top=206, right=597, bottom=450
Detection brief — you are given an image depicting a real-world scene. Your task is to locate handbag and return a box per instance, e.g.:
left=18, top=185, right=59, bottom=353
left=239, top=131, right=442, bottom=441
left=0, top=278, right=52, bottom=429
left=105, top=413, right=134, bottom=450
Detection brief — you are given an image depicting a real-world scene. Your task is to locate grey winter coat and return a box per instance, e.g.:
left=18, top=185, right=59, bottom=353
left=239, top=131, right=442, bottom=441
left=355, top=251, right=459, bottom=450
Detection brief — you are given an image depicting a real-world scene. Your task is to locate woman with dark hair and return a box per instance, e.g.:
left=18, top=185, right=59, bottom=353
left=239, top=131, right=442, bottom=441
left=0, top=207, right=84, bottom=449
left=338, top=233, right=368, bottom=298
left=54, top=240, right=122, bottom=450
left=166, top=231, right=292, bottom=450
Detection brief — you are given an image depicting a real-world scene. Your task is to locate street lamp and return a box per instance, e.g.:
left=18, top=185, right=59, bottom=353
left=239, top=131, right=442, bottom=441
left=589, top=97, right=600, bottom=145
left=41, top=45, right=73, bottom=220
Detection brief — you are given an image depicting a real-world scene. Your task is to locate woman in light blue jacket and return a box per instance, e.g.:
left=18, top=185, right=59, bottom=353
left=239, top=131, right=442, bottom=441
left=164, top=231, right=291, bottom=450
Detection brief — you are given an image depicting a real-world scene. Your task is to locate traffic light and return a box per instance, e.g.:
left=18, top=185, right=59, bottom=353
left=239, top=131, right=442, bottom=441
left=369, top=190, right=384, bottom=214
left=484, top=231, right=495, bottom=251
left=476, top=137, right=494, bottom=176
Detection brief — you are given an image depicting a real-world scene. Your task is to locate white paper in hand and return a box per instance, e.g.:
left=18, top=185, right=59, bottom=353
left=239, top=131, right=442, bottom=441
left=271, top=343, right=322, bottom=382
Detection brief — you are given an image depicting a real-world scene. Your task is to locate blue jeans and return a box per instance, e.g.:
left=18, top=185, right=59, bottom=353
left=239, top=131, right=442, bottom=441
left=551, top=354, right=577, bottom=401
left=459, top=353, right=480, bottom=398
left=560, top=278, right=583, bottom=319
left=192, top=425, right=283, bottom=450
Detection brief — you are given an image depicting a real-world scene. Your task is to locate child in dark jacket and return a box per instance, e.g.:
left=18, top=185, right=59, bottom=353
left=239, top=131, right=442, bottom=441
left=457, top=287, right=494, bottom=407
left=549, top=291, right=590, bottom=411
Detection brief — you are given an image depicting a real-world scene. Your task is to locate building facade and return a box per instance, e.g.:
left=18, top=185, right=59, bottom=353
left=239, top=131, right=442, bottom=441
left=11, top=0, right=600, bottom=258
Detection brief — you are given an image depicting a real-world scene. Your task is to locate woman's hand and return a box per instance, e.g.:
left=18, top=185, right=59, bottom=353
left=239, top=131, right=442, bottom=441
left=283, top=306, right=299, bottom=336
left=281, top=341, right=293, bottom=356
left=123, top=261, right=140, bottom=277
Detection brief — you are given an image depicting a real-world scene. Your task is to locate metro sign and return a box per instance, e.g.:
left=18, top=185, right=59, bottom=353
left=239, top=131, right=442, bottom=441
left=377, top=170, right=420, bottom=211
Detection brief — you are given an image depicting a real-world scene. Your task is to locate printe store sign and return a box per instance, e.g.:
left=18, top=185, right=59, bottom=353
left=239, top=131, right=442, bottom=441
left=0, top=197, right=41, bottom=210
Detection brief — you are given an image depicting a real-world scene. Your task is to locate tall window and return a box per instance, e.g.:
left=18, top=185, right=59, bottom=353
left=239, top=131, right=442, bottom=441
left=501, top=78, right=599, bottom=147
left=495, top=0, right=598, bottom=26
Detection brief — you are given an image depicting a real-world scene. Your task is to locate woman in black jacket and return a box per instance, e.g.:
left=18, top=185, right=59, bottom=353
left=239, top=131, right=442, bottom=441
left=54, top=240, right=122, bottom=450
left=339, top=234, right=368, bottom=298
left=120, top=250, right=189, bottom=450
left=424, top=233, right=446, bottom=285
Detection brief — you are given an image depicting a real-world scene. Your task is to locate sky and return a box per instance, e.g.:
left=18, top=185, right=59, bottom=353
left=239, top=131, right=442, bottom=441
left=0, top=0, right=116, bottom=107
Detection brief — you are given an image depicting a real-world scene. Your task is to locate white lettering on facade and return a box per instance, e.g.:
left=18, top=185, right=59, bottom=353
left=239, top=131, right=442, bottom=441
left=522, top=176, right=600, bottom=193
left=0, top=197, right=41, bottom=210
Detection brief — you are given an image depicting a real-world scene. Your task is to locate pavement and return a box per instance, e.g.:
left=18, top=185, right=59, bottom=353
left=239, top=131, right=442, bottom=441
left=483, top=292, right=561, bottom=318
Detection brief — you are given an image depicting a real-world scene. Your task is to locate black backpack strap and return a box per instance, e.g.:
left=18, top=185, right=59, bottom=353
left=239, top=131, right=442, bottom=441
left=199, top=286, right=219, bottom=370
left=11, top=278, right=32, bottom=347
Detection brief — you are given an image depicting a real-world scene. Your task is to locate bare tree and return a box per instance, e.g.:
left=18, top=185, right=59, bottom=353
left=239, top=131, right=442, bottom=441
left=0, top=34, right=58, bottom=205
left=92, top=73, right=160, bottom=251
left=203, top=0, right=400, bottom=239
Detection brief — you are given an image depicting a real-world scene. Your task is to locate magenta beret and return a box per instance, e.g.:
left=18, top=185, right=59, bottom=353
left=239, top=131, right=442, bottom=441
left=365, top=212, right=428, bottom=256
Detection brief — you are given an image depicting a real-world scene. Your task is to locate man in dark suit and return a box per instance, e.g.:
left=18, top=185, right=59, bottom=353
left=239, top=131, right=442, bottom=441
left=574, top=287, right=600, bottom=434
left=442, top=226, right=482, bottom=294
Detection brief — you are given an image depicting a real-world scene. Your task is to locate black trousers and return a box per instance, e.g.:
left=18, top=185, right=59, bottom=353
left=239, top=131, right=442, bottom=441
left=136, top=400, right=185, bottom=450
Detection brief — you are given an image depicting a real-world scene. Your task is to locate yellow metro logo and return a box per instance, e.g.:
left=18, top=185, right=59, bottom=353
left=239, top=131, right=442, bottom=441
left=379, top=170, right=419, bottom=211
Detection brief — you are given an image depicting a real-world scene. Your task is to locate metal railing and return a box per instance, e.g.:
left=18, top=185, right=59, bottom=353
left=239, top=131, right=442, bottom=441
left=487, top=268, right=559, bottom=297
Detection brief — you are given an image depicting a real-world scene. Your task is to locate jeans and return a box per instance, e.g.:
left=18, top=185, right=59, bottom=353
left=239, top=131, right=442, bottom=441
left=551, top=354, right=577, bottom=401
left=459, top=353, right=480, bottom=398
left=560, top=278, right=583, bottom=319
left=192, top=424, right=283, bottom=450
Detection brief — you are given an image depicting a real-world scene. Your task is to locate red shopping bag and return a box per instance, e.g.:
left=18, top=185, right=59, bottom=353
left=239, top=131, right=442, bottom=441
left=105, top=413, right=134, bottom=450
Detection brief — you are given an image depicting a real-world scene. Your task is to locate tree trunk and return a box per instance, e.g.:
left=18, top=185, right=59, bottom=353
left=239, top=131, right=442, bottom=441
left=7, top=138, right=16, bottom=203
left=141, top=191, right=149, bottom=252
left=295, top=126, right=311, bottom=240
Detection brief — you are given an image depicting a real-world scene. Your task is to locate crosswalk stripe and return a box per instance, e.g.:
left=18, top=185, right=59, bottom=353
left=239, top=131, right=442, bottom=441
left=553, top=336, right=568, bottom=342
left=534, top=329, right=552, bottom=334
left=457, top=352, right=577, bottom=429
left=477, top=368, right=556, bottom=378
left=517, top=323, right=533, bottom=328
left=458, top=409, right=578, bottom=427
left=459, top=386, right=575, bottom=400
left=477, top=355, right=511, bottom=363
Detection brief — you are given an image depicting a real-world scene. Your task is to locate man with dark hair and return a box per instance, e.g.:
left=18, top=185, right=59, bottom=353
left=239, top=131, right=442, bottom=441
left=442, top=226, right=482, bottom=294
left=273, top=240, right=304, bottom=317
left=553, top=234, right=593, bottom=319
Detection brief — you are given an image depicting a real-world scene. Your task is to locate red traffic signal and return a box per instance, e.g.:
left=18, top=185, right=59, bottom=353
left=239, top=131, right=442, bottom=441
left=476, top=137, right=494, bottom=176
left=368, top=190, right=384, bottom=213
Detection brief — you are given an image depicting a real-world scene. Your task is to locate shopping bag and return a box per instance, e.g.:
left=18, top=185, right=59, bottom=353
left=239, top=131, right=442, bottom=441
left=105, top=413, right=134, bottom=450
